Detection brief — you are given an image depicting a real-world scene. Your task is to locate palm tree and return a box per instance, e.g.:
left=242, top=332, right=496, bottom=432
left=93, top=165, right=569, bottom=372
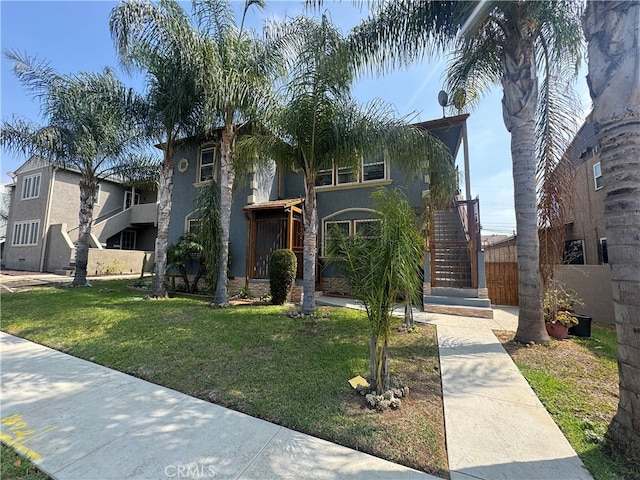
left=245, top=15, right=449, bottom=314
left=327, top=188, right=424, bottom=392
left=0, top=51, right=151, bottom=286
left=110, top=0, right=205, bottom=297
left=195, top=0, right=281, bottom=306
left=583, top=0, right=640, bottom=463
left=348, top=0, right=583, bottom=343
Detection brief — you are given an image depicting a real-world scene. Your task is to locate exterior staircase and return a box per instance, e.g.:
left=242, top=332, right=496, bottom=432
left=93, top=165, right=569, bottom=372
left=424, top=202, right=493, bottom=318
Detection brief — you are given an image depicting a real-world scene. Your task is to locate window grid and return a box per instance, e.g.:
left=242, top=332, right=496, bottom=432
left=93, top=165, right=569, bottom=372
left=315, top=153, right=387, bottom=188
left=12, top=220, right=40, bottom=246
left=199, top=147, right=217, bottom=183
left=22, top=174, right=41, bottom=200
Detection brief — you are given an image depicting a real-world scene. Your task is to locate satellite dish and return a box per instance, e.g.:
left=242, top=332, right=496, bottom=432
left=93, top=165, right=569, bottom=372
left=437, top=90, right=449, bottom=107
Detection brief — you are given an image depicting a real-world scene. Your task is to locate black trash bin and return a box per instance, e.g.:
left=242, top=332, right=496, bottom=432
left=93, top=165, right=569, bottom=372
left=569, top=314, right=592, bottom=337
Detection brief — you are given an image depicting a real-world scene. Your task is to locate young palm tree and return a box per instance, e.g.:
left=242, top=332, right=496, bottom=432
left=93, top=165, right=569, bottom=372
left=195, top=0, right=281, bottom=306
left=327, top=188, right=424, bottom=392
left=583, top=0, right=640, bottom=463
left=348, top=1, right=583, bottom=343
left=246, top=15, right=449, bottom=314
left=110, top=0, right=205, bottom=297
left=0, top=52, right=151, bottom=286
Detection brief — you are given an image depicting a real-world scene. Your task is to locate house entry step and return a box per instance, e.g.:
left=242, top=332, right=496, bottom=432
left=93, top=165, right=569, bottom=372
left=423, top=302, right=494, bottom=319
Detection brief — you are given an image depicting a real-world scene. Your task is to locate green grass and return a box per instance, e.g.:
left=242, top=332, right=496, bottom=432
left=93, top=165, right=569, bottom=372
left=0, top=444, right=50, bottom=480
left=499, top=326, right=639, bottom=480
left=1, top=280, right=447, bottom=478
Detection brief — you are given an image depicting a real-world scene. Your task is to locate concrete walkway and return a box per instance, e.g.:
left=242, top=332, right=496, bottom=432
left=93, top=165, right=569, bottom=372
left=317, top=296, right=592, bottom=480
left=1, top=286, right=592, bottom=479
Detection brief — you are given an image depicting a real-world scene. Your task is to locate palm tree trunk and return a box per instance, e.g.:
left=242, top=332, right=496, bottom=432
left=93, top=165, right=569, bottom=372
left=153, top=153, right=174, bottom=298
left=584, top=0, right=640, bottom=463
left=72, top=179, right=96, bottom=286
left=501, top=35, right=549, bottom=344
left=301, top=173, right=317, bottom=314
left=214, top=127, right=235, bottom=306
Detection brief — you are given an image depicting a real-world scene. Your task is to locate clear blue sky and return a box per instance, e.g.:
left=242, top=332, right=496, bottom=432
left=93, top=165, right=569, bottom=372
left=0, top=1, right=591, bottom=235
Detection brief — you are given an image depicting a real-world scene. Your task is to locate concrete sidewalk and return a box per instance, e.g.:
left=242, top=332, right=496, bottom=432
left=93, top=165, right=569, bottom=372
left=317, top=296, right=592, bottom=480
left=0, top=332, right=438, bottom=480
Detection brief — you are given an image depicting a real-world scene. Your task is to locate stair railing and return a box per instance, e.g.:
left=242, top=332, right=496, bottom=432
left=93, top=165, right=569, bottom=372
left=456, top=198, right=481, bottom=288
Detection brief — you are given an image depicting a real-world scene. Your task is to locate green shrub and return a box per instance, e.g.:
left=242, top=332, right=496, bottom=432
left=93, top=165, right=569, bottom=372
left=270, top=249, right=297, bottom=305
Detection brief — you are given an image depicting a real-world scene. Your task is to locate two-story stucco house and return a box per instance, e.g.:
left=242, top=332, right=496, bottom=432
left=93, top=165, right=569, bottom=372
left=169, top=114, right=492, bottom=317
left=3, top=156, right=158, bottom=274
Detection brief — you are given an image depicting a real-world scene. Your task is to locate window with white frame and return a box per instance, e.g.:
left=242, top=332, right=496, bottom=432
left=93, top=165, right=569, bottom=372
left=323, top=218, right=380, bottom=256
left=315, top=152, right=387, bottom=187
left=21, top=174, right=41, bottom=200
left=593, top=162, right=603, bottom=190
left=124, top=190, right=140, bottom=209
left=187, top=217, right=200, bottom=233
left=199, top=146, right=217, bottom=183
left=12, top=220, right=40, bottom=246
left=94, top=184, right=101, bottom=205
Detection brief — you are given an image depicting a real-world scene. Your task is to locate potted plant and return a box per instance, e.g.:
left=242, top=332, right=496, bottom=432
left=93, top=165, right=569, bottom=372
left=543, top=284, right=583, bottom=339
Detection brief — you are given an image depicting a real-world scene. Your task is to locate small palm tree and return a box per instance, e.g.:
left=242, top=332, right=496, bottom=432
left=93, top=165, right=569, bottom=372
left=1, top=51, right=151, bottom=286
left=348, top=0, right=584, bottom=343
left=583, top=0, right=640, bottom=463
left=244, top=15, right=448, bottom=314
left=110, top=0, right=206, bottom=297
left=327, top=188, right=423, bottom=392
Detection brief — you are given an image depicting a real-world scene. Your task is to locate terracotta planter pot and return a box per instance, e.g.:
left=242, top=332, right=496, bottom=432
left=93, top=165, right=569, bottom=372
left=546, top=322, right=569, bottom=340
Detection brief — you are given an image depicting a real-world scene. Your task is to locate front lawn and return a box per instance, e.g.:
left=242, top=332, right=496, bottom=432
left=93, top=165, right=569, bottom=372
left=1, top=280, right=448, bottom=478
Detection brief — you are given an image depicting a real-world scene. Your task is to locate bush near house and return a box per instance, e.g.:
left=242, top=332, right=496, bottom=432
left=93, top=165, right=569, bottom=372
left=269, top=249, right=297, bottom=305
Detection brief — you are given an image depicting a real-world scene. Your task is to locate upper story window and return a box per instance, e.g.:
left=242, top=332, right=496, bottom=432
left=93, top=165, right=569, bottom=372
left=94, top=184, right=102, bottom=205
left=12, top=220, right=40, bottom=246
left=22, top=174, right=41, bottom=200
left=315, top=152, right=388, bottom=188
left=593, top=162, right=603, bottom=190
left=199, top=146, right=218, bottom=183
left=124, top=190, right=140, bottom=210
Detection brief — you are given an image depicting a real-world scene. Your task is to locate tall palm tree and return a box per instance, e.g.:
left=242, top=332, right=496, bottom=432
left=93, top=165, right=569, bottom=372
left=110, top=0, right=205, bottom=297
left=195, top=0, right=281, bottom=306
left=348, top=0, right=583, bottom=343
left=0, top=52, right=151, bottom=286
left=583, top=0, right=640, bottom=463
left=246, top=15, right=449, bottom=314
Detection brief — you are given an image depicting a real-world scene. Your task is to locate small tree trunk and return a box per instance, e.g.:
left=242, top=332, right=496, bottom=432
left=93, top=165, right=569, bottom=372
left=214, top=127, right=235, bottom=306
left=153, top=151, right=174, bottom=298
left=500, top=33, right=549, bottom=344
left=301, top=173, right=318, bottom=314
left=72, top=178, right=96, bottom=286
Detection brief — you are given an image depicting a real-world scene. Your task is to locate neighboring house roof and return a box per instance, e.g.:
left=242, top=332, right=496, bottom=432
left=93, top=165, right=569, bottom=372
left=564, top=120, right=599, bottom=167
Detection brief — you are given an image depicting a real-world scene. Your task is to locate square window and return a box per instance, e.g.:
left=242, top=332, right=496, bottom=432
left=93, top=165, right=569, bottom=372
left=363, top=152, right=385, bottom=182
left=12, top=220, right=39, bottom=246
left=315, top=168, right=333, bottom=187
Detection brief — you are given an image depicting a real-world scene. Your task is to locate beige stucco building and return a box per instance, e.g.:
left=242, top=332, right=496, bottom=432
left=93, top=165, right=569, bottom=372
left=3, top=156, right=158, bottom=273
